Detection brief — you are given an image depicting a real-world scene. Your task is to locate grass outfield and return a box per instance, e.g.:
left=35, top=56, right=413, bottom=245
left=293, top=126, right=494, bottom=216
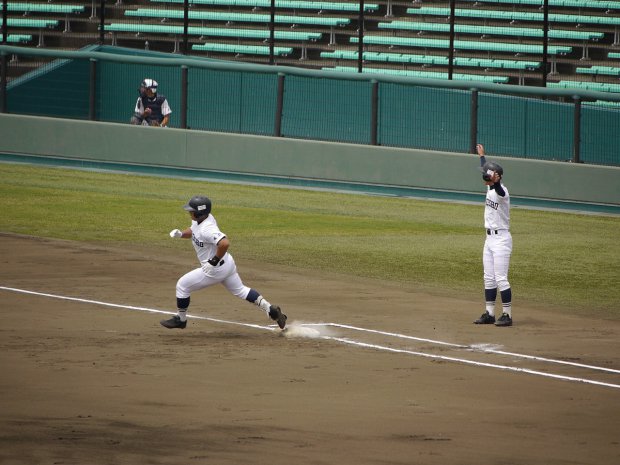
left=1, top=163, right=618, bottom=318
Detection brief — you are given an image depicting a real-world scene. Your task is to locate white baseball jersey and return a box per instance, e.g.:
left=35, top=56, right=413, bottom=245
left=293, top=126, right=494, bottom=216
left=134, top=97, right=172, bottom=116
left=189, top=214, right=229, bottom=265
left=484, top=183, right=510, bottom=231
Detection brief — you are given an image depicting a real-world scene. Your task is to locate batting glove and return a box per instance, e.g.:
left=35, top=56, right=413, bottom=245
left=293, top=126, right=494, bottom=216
left=169, top=229, right=183, bottom=238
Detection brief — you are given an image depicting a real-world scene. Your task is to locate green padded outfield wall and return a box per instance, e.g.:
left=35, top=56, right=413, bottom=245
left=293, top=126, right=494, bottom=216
left=0, top=114, right=618, bottom=206
left=478, top=93, right=575, bottom=161
left=2, top=45, right=620, bottom=165
left=281, top=76, right=372, bottom=144
left=7, top=58, right=90, bottom=119
left=379, top=84, right=471, bottom=151
left=188, top=68, right=277, bottom=135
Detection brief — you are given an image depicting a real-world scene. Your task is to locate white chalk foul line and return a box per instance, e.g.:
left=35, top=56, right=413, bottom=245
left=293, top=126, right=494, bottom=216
left=327, top=322, right=620, bottom=375
left=2, top=286, right=619, bottom=389
left=329, top=338, right=620, bottom=390
left=0, top=286, right=277, bottom=332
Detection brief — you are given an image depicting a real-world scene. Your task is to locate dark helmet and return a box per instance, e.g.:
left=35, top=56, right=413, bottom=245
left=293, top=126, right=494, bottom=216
left=183, top=195, right=212, bottom=218
left=480, top=161, right=503, bottom=182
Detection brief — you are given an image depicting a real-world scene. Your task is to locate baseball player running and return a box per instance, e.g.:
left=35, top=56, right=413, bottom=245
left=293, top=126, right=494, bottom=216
left=160, top=195, right=287, bottom=330
left=473, top=144, right=513, bottom=327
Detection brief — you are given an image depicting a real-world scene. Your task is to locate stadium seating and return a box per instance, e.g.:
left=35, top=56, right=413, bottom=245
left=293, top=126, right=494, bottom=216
left=124, top=8, right=350, bottom=45
left=322, top=65, right=510, bottom=83
left=378, top=21, right=604, bottom=42
left=0, top=34, right=33, bottom=44
left=350, top=35, right=572, bottom=56
left=547, top=80, right=620, bottom=92
left=406, top=7, right=620, bottom=26
left=192, top=42, right=293, bottom=56
left=576, top=66, right=620, bottom=76
left=0, top=18, right=60, bottom=47
left=321, top=50, right=539, bottom=70
left=459, top=0, right=620, bottom=9
left=104, top=23, right=322, bottom=42
left=0, top=2, right=85, bottom=35
left=149, top=0, right=379, bottom=13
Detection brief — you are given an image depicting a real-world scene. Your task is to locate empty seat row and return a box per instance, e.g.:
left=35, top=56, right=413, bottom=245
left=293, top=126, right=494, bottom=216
left=104, top=23, right=322, bottom=41
left=125, top=7, right=349, bottom=44
left=149, top=0, right=379, bottom=12
left=0, top=2, right=85, bottom=14
left=126, top=8, right=350, bottom=27
left=320, top=50, right=540, bottom=69
left=407, top=6, right=620, bottom=25
left=0, top=33, right=32, bottom=43
left=322, top=66, right=510, bottom=83
left=576, top=65, right=620, bottom=76
left=460, top=0, right=620, bottom=9
left=352, top=35, right=572, bottom=55
left=192, top=42, right=293, bottom=55
left=547, top=80, right=620, bottom=92
left=378, top=21, right=604, bottom=41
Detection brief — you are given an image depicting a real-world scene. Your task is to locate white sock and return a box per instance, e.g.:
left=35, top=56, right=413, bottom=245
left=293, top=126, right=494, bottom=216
left=485, top=303, right=496, bottom=317
left=502, top=303, right=512, bottom=317
left=178, top=309, right=187, bottom=322
left=256, top=296, right=271, bottom=314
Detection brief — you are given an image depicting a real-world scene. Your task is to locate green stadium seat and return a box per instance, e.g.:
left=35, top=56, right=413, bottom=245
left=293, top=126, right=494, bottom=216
left=547, top=80, right=620, bottom=92
left=149, top=0, right=379, bottom=13
left=105, top=23, right=320, bottom=57
left=378, top=21, right=604, bottom=42
left=460, top=0, right=620, bottom=9
left=0, top=34, right=33, bottom=44
left=0, top=2, right=85, bottom=35
left=406, top=7, right=620, bottom=26
left=125, top=8, right=349, bottom=45
left=583, top=100, right=620, bottom=108
left=320, top=50, right=539, bottom=70
left=104, top=23, right=321, bottom=41
left=322, top=66, right=510, bottom=83
left=0, top=2, right=85, bottom=14
left=609, top=52, right=620, bottom=59
left=192, top=42, right=293, bottom=56
left=576, top=66, right=620, bottom=76
left=350, top=36, right=572, bottom=55
left=0, top=18, right=60, bottom=47
left=1, top=19, right=60, bottom=29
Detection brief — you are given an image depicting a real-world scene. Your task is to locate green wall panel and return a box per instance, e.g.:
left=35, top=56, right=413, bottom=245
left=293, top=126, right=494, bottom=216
left=187, top=68, right=276, bottom=135
left=581, top=106, right=620, bottom=166
left=281, top=76, right=372, bottom=143
left=478, top=93, right=527, bottom=157
left=379, top=84, right=471, bottom=152
left=7, top=58, right=90, bottom=119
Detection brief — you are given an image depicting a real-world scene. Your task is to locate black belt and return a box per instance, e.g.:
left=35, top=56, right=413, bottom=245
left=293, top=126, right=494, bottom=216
left=487, top=229, right=499, bottom=235
left=219, top=259, right=225, bottom=266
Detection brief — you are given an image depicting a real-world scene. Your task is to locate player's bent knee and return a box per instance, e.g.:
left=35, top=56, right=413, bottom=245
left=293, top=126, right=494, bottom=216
left=497, top=280, right=511, bottom=292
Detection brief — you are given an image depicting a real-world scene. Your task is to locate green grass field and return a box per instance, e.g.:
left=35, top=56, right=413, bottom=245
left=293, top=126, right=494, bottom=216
left=1, top=163, right=618, bottom=318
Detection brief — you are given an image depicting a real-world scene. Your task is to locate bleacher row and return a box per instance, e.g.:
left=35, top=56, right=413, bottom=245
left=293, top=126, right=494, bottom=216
left=1, top=0, right=620, bottom=91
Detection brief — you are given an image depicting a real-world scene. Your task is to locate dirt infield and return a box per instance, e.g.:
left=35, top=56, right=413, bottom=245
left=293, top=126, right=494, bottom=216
left=1, top=234, right=618, bottom=465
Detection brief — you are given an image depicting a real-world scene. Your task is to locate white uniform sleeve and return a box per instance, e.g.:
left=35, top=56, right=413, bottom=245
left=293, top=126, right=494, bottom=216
left=161, top=99, right=172, bottom=116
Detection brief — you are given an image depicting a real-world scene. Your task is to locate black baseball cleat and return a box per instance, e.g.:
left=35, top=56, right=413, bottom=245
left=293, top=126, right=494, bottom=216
left=474, top=311, right=496, bottom=324
left=160, top=315, right=187, bottom=329
left=495, top=313, right=513, bottom=327
left=269, top=305, right=287, bottom=330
